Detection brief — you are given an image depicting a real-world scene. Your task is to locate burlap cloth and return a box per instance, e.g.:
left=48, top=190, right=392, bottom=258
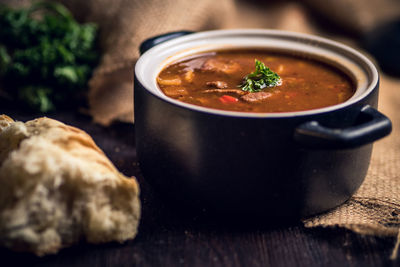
left=2, top=0, right=400, bottom=256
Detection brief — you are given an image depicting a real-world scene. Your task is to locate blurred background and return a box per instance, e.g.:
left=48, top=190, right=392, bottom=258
left=0, top=0, right=399, bottom=125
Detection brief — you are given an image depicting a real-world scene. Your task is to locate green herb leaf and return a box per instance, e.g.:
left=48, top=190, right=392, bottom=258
left=0, top=45, right=10, bottom=75
left=54, top=66, right=78, bottom=83
left=240, top=59, right=281, bottom=92
left=18, top=86, right=54, bottom=112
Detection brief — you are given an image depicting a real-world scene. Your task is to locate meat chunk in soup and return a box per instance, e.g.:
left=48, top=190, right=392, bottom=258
left=203, top=89, right=246, bottom=96
left=206, top=81, right=228, bottom=89
left=201, top=59, right=241, bottom=74
left=241, top=92, right=273, bottom=103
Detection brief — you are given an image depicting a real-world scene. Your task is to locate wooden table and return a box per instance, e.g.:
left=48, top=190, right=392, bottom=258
left=0, top=110, right=398, bottom=267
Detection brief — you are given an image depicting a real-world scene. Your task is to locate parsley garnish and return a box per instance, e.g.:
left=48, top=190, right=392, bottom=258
left=240, top=60, right=281, bottom=92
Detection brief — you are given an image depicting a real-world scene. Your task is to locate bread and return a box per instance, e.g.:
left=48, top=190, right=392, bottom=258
left=0, top=115, right=140, bottom=256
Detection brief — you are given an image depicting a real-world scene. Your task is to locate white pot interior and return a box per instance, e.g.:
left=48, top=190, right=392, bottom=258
left=135, top=29, right=378, bottom=117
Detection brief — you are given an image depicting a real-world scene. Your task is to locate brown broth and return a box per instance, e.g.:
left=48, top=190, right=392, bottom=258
left=157, top=50, right=355, bottom=113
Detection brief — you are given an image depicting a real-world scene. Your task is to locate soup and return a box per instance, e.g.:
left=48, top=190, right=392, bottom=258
left=157, top=50, right=355, bottom=112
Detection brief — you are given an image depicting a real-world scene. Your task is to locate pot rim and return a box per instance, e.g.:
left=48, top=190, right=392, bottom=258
left=135, top=29, right=379, bottom=118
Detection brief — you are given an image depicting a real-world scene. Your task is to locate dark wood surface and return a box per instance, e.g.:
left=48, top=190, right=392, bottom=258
left=0, top=109, right=398, bottom=267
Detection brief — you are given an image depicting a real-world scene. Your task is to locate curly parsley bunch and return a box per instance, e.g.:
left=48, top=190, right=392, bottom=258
left=0, top=1, right=99, bottom=112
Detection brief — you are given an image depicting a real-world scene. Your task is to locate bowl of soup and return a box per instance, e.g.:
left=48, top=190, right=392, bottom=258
left=134, top=29, right=391, bottom=220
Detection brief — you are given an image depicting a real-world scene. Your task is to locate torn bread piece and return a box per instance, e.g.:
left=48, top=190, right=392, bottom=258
left=0, top=115, right=140, bottom=256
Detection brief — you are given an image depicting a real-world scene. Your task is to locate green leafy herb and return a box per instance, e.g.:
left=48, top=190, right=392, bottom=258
left=240, top=59, right=281, bottom=92
left=0, top=1, right=99, bottom=112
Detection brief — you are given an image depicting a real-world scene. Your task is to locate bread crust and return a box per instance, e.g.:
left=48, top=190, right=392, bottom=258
left=0, top=115, right=140, bottom=256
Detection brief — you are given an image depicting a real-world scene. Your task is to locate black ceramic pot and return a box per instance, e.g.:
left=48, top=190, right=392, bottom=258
left=134, top=30, right=392, bottom=220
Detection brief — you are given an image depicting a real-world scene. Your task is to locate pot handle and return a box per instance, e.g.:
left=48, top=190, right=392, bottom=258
left=139, top=31, right=194, bottom=55
left=294, top=105, right=392, bottom=149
